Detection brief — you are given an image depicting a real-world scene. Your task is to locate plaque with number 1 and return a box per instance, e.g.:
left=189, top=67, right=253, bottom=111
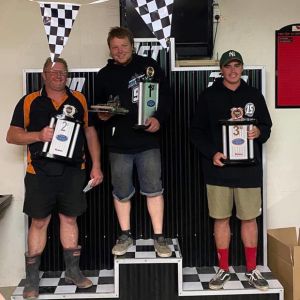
left=134, top=66, right=159, bottom=129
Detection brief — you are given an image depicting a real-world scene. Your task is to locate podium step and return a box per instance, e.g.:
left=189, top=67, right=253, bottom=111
left=115, top=237, right=181, bottom=261
left=180, top=265, right=283, bottom=298
left=11, top=269, right=117, bottom=299
left=11, top=238, right=284, bottom=300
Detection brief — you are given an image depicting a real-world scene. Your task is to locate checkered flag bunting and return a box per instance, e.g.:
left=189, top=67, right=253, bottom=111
left=39, top=2, right=80, bottom=62
left=131, top=0, right=173, bottom=49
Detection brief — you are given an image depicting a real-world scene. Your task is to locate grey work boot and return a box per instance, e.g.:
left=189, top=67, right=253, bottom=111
left=63, top=246, right=93, bottom=289
left=23, top=253, right=41, bottom=299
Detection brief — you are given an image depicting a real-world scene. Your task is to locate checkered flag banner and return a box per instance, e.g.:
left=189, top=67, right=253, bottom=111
left=39, top=2, right=80, bottom=62
left=131, top=0, right=173, bottom=49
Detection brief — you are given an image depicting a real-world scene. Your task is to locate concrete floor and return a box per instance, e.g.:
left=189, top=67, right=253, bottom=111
left=0, top=287, right=15, bottom=300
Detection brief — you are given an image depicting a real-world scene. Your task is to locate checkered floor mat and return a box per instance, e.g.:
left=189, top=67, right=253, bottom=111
left=182, top=265, right=283, bottom=292
left=12, top=269, right=116, bottom=299
left=116, top=238, right=181, bottom=260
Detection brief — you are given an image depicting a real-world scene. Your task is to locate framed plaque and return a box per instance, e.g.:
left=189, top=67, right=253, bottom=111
left=41, top=110, right=81, bottom=161
left=134, top=66, right=159, bottom=129
left=219, top=119, right=256, bottom=165
left=276, top=24, right=300, bottom=108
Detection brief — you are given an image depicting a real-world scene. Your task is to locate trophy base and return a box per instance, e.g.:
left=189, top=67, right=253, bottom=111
left=133, top=124, right=150, bottom=130
left=222, top=158, right=256, bottom=166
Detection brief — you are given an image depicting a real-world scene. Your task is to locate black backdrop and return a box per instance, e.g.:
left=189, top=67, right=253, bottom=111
left=24, top=46, right=265, bottom=271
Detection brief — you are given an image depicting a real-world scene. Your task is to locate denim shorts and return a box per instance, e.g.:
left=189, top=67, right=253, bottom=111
left=109, top=149, right=163, bottom=201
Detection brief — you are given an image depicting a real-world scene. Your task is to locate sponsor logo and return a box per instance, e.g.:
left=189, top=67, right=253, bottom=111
left=134, top=42, right=162, bottom=61
left=128, top=73, right=144, bottom=88
left=147, top=100, right=156, bottom=107
left=66, top=77, right=86, bottom=92
left=232, top=138, right=245, bottom=145
left=56, top=134, right=68, bottom=142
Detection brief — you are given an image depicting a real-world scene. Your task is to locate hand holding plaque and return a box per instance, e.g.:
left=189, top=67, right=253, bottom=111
left=41, top=105, right=82, bottom=162
left=219, top=107, right=257, bottom=165
left=133, top=66, right=159, bottom=130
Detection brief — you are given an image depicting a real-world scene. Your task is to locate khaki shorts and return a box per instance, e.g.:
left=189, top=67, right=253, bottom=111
left=206, top=185, right=262, bottom=220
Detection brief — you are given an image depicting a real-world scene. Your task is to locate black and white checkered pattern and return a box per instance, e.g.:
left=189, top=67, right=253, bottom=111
left=116, top=238, right=181, bottom=260
left=131, top=0, right=173, bottom=49
left=12, top=239, right=283, bottom=299
left=39, top=2, right=80, bottom=62
left=12, top=269, right=116, bottom=299
left=181, top=265, right=283, bottom=293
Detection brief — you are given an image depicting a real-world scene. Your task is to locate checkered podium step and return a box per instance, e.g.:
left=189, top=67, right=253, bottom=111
left=12, top=238, right=283, bottom=299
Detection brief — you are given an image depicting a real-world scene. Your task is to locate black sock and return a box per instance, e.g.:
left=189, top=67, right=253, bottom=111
left=121, top=230, right=131, bottom=237
left=153, top=233, right=164, bottom=240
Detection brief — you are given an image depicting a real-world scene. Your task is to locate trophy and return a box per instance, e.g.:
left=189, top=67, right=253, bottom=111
left=219, top=107, right=257, bottom=165
left=90, top=95, right=129, bottom=115
left=41, top=105, right=82, bottom=161
left=133, top=66, right=159, bottom=129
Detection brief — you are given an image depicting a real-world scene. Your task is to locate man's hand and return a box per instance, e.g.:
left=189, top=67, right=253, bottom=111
left=213, top=152, right=226, bottom=167
left=89, top=166, right=103, bottom=187
left=145, top=117, right=160, bottom=133
left=248, top=125, right=260, bottom=140
left=98, top=112, right=113, bottom=121
left=38, top=126, right=54, bottom=142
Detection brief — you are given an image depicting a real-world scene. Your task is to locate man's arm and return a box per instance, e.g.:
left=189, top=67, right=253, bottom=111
left=84, top=126, right=103, bottom=187
left=6, top=126, right=53, bottom=145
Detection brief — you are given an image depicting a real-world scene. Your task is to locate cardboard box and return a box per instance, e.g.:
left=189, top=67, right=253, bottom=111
left=268, top=227, right=300, bottom=300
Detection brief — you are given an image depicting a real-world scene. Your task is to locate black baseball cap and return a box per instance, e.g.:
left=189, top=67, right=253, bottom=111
left=219, top=50, right=243, bottom=67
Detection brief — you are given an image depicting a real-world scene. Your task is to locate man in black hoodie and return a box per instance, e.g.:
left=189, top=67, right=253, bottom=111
left=94, top=27, right=171, bottom=258
left=191, top=50, right=272, bottom=291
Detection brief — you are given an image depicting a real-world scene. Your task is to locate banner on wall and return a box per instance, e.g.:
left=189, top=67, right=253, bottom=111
left=29, top=0, right=108, bottom=62
left=131, top=0, right=174, bottom=49
left=39, top=2, right=80, bottom=62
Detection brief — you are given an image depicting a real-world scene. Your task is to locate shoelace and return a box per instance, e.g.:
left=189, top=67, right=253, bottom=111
left=212, top=269, right=227, bottom=280
left=248, top=269, right=263, bottom=281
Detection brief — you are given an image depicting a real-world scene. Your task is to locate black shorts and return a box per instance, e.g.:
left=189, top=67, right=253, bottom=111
left=23, top=166, right=87, bottom=218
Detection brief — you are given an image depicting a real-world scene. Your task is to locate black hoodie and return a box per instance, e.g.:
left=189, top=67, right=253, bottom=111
left=190, top=78, right=272, bottom=188
left=94, top=54, right=171, bottom=153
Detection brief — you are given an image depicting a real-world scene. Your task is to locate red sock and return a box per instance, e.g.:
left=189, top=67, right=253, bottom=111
left=217, top=248, right=229, bottom=271
left=245, top=246, right=257, bottom=272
